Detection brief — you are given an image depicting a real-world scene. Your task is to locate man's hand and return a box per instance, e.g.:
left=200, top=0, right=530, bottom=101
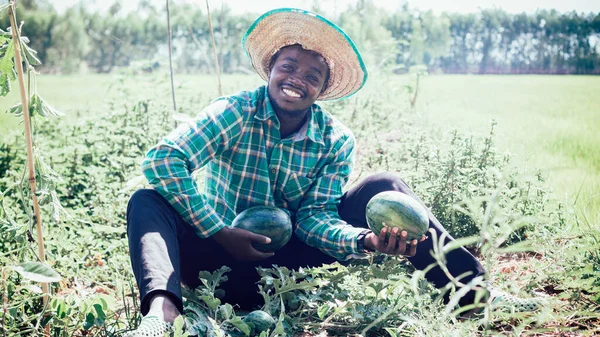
left=364, top=223, right=427, bottom=257
left=212, top=227, right=275, bottom=261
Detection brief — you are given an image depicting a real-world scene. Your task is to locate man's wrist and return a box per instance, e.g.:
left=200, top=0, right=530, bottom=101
left=212, top=226, right=231, bottom=245
left=357, top=229, right=374, bottom=253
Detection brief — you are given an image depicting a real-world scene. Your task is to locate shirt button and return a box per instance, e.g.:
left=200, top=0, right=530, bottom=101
left=271, top=168, right=276, bottom=173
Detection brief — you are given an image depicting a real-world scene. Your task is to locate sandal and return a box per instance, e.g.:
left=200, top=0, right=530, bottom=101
left=458, top=287, right=545, bottom=319
left=123, top=315, right=174, bottom=337
left=489, top=288, right=544, bottom=313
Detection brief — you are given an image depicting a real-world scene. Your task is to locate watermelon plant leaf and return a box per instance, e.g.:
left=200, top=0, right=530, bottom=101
left=20, top=36, right=41, bottom=66
left=83, top=312, right=95, bottom=330
left=22, top=284, right=43, bottom=294
left=219, top=303, right=233, bottom=320
left=0, top=39, right=16, bottom=97
left=0, top=33, right=9, bottom=46
left=6, top=102, right=23, bottom=116
left=30, top=93, right=64, bottom=118
left=173, top=315, right=190, bottom=337
left=200, top=295, right=220, bottom=310
left=317, top=303, right=331, bottom=320
left=269, top=299, right=287, bottom=336
left=496, top=240, right=536, bottom=253
left=227, top=316, right=251, bottom=336
left=12, top=261, right=62, bottom=283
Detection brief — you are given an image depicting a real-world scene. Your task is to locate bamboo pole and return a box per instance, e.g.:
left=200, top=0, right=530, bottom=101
left=205, top=0, right=222, bottom=96
left=8, top=2, right=50, bottom=304
left=166, top=0, right=177, bottom=112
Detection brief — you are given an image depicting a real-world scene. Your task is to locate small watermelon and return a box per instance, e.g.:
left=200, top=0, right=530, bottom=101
left=231, top=205, right=293, bottom=252
left=365, top=191, right=429, bottom=241
left=242, top=310, right=275, bottom=335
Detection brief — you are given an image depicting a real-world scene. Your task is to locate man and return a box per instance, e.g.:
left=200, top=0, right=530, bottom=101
left=125, top=8, right=541, bottom=336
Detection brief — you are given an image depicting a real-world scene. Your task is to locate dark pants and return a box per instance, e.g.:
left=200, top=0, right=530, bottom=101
left=127, top=172, right=485, bottom=314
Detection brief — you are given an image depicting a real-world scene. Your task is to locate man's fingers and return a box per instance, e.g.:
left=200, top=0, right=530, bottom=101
left=253, top=250, right=275, bottom=259
left=396, top=230, right=407, bottom=254
left=405, top=239, right=418, bottom=257
left=374, top=225, right=424, bottom=256
left=379, top=225, right=388, bottom=241
left=386, top=227, right=399, bottom=253
left=248, top=232, right=271, bottom=244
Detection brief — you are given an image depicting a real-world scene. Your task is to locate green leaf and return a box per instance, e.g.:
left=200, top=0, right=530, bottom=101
left=56, top=301, right=68, bottom=319
left=30, top=93, right=63, bottom=118
left=93, top=303, right=106, bottom=320
left=22, top=284, right=43, bottom=293
left=200, top=295, right=220, bottom=310
left=20, top=36, right=41, bottom=66
left=496, top=240, right=536, bottom=253
left=270, top=299, right=287, bottom=336
left=227, top=316, right=251, bottom=336
left=198, top=270, right=213, bottom=286
left=6, top=102, right=22, bottom=116
left=36, top=94, right=64, bottom=117
left=83, top=312, right=95, bottom=330
left=12, top=261, right=62, bottom=283
left=219, top=303, right=233, bottom=320
left=317, top=303, right=331, bottom=320
left=173, top=316, right=190, bottom=337
left=442, top=235, right=480, bottom=253
left=0, top=40, right=16, bottom=97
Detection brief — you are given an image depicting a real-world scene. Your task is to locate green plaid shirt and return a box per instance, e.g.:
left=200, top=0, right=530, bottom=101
left=142, top=85, right=365, bottom=260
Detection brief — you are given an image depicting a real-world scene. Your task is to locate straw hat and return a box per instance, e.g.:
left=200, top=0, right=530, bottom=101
left=242, top=8, right=368, bottom=101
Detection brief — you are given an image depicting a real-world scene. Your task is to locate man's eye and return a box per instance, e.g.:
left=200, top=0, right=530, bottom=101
left=281, top=64, right=292, bottom=70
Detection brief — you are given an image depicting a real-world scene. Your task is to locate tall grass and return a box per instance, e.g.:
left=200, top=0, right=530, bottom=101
left=3, top=74, right=597, bottom=225
left=413, top=74, right=600, bottom=225
left=1, top=72, right=599, bottom=336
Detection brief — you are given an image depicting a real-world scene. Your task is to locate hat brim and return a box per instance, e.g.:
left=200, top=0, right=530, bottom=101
left=242, top=8, right=368, bottom=101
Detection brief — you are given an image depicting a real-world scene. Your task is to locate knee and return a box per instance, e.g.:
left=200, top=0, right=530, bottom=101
left=128, top=188, right=161, bottom=210
left=364, top=172, right=411, bottom=194
left=126, top=189, right=168, bottom=227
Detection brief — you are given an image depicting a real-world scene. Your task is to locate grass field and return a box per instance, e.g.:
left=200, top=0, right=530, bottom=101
left=2, top=72, right=599, bottom=336
left=415, top=75, right=600, bottom=225
left=2, top=73, right=598, bottom=224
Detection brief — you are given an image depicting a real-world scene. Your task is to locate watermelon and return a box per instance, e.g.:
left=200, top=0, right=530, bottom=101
left=242, top=310, right=275, bottom=335
left=365, top=191, right=429, bottom=241
left=231, top=205, right=293, bottom=252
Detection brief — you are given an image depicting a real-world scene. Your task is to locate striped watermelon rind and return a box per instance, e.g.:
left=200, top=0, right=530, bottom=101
left=242, top=310, right=275, bottom=335
left=365, top=191, right=429, bottom=241
left=231, top=205, right=293, bottom=252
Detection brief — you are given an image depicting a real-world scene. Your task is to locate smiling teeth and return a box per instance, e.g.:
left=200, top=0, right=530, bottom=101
left=283, top=88, right=301, bottom=98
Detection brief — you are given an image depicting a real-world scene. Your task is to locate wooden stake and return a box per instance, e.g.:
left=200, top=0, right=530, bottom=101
left=8, top=1, right=50, bottom=305
left=166, top=0, right=177, bottom=112
left=205, top=0, right=222, bottom=96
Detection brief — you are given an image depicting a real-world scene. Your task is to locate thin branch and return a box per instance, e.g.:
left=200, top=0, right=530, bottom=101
left=8, top=1, right=49, bottom=306
left=166, top=0, right=177, bottom=111
left=205, top=0, right=222, bottom=96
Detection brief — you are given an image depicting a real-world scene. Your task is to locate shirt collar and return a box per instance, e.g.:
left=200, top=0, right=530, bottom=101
left=254, top=86, right=324, bottom=145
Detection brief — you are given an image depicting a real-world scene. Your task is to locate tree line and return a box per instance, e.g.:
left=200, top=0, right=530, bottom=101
left=2, top=0, right=599, bottom=75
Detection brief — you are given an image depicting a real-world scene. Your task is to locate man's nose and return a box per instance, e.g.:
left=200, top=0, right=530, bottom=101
left=288, top=74, right=304, bottom=87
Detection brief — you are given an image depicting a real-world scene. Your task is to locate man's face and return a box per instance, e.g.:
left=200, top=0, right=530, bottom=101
left=267, top=45, right=329, bottom=116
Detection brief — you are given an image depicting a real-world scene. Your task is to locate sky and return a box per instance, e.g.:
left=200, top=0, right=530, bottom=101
left=53, top=0, right=600, bottom=16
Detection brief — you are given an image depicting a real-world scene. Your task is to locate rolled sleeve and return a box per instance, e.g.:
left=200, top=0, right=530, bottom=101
left=294, top=133, right=364, bottom=260
left=141, top=98, right=242, bottom=237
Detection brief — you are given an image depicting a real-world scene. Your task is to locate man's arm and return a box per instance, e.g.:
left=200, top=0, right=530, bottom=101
left=141, top=99, right=242, bottom=237
left=294, top=133, right=365, bottom=260
left=294, top=133, right=426, bottom=260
